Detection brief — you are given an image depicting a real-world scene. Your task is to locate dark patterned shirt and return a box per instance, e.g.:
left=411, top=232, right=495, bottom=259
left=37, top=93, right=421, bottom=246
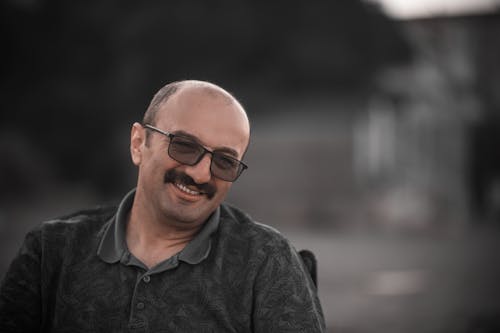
left=0, top=189, right=325, bottom=332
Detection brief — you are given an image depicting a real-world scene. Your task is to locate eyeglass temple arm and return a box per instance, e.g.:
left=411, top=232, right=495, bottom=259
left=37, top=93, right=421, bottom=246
left=143, top=124, right=173, bottom=137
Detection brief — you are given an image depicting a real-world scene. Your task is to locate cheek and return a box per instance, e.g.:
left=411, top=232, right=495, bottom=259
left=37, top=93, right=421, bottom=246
left=142, top=154, right=177, bottom=181
left=215, top=181, right=232, bottom=196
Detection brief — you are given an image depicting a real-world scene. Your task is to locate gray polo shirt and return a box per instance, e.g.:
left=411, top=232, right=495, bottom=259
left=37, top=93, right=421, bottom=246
left=0, top=189, right=326, bottom=332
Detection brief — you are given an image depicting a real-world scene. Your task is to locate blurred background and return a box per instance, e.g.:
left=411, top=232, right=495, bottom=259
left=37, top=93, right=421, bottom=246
left=1, top=0, right=500, bottom=331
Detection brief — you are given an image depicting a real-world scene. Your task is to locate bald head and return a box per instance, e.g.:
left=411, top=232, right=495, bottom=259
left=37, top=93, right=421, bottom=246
left=143, top=80, right=247, bottom=127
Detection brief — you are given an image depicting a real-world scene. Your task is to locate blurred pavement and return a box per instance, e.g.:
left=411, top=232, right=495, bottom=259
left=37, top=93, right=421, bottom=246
left=286, top=226, right=500, bottom=332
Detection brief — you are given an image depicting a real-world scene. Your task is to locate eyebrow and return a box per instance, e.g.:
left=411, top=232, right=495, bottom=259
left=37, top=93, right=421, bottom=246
left=171, top=130, right=240, bottom=158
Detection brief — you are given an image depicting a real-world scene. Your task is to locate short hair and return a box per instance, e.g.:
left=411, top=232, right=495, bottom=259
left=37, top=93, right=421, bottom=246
left=142, top=81, right=183, bottom=125
left=142, top=80, right=239, bottom=125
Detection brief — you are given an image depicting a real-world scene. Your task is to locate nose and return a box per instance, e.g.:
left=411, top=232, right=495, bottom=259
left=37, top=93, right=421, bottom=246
left=184, top=153, right=212, bottom=184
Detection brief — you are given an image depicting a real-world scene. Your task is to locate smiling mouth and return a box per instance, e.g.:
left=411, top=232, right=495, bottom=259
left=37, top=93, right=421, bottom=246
left=175, top=183, right=203, bottom=196
left=164, top=169, right=216, bottom=199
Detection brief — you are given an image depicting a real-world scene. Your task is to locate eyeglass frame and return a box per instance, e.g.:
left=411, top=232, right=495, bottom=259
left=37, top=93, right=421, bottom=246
left=141, top=123, right=248, bottom=182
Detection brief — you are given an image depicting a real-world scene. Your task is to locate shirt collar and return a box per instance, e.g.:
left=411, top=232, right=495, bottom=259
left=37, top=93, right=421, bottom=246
left=97, top=188, right=220, bottom=266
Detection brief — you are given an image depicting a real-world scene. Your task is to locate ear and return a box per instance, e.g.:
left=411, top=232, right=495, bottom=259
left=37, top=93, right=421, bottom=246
left=130, top=122, right=145, bottom=166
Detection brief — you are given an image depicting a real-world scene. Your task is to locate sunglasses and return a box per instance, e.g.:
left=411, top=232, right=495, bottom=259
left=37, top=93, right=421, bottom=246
left=142, top=124, right=248, bottom=182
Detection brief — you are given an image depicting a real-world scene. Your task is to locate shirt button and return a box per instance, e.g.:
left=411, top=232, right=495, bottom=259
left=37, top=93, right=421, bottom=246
left=143, top=275, right=151, bottom=283
left=137, top=302, right=145, bottom=310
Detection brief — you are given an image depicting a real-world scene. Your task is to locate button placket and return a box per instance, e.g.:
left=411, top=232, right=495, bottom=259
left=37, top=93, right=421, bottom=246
left=135, top=274, right=150, bottom=311
left=129, top=271, right=150, bottom=326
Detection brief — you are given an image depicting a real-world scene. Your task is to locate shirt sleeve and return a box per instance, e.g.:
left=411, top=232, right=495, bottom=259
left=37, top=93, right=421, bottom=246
left=0, top=228, right=43, bottom=333
left=252, top=238, right=326, bottom=332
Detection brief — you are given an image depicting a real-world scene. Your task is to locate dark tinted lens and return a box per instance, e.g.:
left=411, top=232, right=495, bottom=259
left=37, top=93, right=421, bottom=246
left=168, top=137, right=203, bottom=165
left=211, top=153, right=241, bottom=181
left=213, top=153, right=238, bottom=170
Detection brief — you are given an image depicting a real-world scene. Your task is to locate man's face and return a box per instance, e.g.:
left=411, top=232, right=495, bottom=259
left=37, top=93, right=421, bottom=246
left=131, top=87, right=250, bottom=228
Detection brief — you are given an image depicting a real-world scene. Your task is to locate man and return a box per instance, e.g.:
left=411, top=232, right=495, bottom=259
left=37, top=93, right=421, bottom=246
left=0, top=80, right=325, bottom=332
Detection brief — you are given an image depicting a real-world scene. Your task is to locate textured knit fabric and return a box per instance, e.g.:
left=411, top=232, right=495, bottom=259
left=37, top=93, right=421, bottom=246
left=0, top=190, right=325, bottom=332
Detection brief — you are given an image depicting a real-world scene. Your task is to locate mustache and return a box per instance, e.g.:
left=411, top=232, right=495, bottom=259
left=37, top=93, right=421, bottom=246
left=164, top=169, right=216, bottom=199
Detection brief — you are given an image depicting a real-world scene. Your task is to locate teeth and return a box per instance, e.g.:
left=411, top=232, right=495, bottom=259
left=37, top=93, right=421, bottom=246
left=175, top=183, right=201, bottom=195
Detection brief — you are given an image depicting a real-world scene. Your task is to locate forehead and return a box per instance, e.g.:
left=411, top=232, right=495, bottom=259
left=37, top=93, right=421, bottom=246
left=155, top=87, right=250, bottom=157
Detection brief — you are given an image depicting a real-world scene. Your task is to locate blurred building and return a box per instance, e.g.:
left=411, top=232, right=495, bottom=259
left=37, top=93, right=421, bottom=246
left=355, top=12, right=500, bottom=231
left=230, top=11, right=500, bottom=234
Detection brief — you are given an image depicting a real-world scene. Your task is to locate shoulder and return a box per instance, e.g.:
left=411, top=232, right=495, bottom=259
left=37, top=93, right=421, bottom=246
left=218, top=203, right=295, bottom=254
left=217, top=204, right=315, bottom=286
left=33, top=205, right=117, bottom=242
left=220, top=203, right=285, bottom=238
left=12, top=205, right=118, bottom=272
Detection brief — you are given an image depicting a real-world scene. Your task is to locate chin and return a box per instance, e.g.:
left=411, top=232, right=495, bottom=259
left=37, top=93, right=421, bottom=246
left=163, top=204, right=213, bottom=226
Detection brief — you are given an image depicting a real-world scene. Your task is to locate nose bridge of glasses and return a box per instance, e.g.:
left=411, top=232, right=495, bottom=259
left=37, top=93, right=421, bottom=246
left=193, top=145, right=215, bottom=164
left=186, top=150, right=213, bottom=183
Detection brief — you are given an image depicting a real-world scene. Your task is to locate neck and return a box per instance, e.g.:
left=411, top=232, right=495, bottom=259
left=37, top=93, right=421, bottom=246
left=126, top=201, right=203, bottom=269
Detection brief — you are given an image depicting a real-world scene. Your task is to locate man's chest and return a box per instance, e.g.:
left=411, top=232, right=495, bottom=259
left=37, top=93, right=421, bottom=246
left=46, top=261, right=254, bottom=332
